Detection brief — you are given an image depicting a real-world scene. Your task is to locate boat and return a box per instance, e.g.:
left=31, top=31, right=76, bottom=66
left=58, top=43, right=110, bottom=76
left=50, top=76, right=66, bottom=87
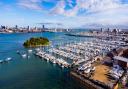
left=53, top=60, right=56, bottom=64
left=61, top=65, right=64, bottom=68
left=16, top=50, right=20, bottom=54
left=0, top=60, right=4, bottom=63
left=22, top=54, right=27, bottom=58
left=5, top=57, right=12, bottom=61
left=46, top=58, right=49, bottom=61
left=28, top=49, right=32, bottom=53
left=35, top=48, right=40, bottom=52
left=47, top=59, right=49, bottom=62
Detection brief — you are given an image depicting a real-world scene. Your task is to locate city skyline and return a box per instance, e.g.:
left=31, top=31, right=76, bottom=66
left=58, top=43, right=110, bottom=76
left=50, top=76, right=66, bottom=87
left=0, top=0, right=128, bottom=28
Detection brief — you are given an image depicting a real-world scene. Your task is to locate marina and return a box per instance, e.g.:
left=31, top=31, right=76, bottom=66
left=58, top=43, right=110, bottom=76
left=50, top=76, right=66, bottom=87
left=1, top=0, right=128, bottom=89
left=0, top=30, right=128, bottom=89
left=0, top=32, right=87, bottom=89
left=32, top=30, right=128, bottom=89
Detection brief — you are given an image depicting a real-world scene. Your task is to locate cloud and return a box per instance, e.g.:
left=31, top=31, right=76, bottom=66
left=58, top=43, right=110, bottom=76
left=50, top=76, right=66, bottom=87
left=66, top=0, right=74, bottom=8
left=17, top=0, right=58, bottom=10
left=17, top=0, right=43, bottom=10
left=75, top=0, right=121, bottom=13
left=50, top=0, right=128, bottom=16
left=49, top=0, right=128, bottom=28
left=2, top=0, right=128, bottom=28
left=50, top=0, right=65, bottom=15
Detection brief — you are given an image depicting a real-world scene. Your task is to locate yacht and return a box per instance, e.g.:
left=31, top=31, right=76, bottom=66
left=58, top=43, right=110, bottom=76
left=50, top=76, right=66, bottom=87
left=22, top=54, right=27, bottom=58
left=61, top=65, right=64, bottom=68
left=35, top=48, right=41, bottom=52
left=53, top=60, right=56, bottom=64
left=5, top=57, right=12, bottom=61
left=0, top=60, right=4, bottom=63
left=16, top=50, right=20, bottom=54
left=28, top=49, right=32, bottom=53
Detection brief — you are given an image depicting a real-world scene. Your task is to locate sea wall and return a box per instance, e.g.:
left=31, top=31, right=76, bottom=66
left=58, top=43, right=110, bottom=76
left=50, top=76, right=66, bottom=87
left=70, top=71, right=110, bottom=89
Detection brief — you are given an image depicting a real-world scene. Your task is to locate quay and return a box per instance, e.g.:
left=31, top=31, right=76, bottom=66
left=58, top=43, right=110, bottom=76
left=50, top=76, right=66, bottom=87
left=70, top=71, right=109, bottom=89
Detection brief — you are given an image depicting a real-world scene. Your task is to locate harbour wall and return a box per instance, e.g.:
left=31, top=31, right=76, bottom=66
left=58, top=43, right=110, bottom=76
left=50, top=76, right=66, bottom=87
left=70, top=71, right=110, bottom=89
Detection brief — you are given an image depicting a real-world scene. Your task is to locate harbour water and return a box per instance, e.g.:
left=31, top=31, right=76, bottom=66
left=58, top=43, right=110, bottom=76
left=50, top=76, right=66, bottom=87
left=0, top=31, right=89, bottom=89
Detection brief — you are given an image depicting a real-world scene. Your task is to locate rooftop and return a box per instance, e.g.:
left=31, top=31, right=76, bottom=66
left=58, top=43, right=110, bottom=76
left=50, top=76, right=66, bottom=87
left=114, top=56, right=128, bottom=63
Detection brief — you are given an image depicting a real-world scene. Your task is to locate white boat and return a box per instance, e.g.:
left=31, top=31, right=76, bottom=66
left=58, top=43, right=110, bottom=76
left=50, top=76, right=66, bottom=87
left=16, top=50, right=20, bottom=54
left=35, top=48, right=40, bottom=52
left=47, top=59, right=49, bottom=62
left=22, top=54, right=27, bottom=58
left=5, top=57, right=12, bottom=61
left=28, top=49, right=32, bottom=53
left=53, top=60, right=56, bottom=64
left=61, top=65, right=64, bottom=68
left=0, top=60, right=4, bottom=63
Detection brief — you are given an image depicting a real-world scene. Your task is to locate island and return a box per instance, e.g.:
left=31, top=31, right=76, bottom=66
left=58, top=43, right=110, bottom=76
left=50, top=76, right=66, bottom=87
left=23, top=37, right=49, bottom=47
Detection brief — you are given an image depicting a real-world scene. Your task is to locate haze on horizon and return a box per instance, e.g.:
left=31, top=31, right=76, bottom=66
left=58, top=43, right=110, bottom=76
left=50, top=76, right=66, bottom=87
left=0, top=0, right=128, bottom=29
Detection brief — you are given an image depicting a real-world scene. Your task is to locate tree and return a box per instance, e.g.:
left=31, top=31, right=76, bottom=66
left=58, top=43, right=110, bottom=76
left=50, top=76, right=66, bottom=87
left=23, top=37, right=49, bottom=47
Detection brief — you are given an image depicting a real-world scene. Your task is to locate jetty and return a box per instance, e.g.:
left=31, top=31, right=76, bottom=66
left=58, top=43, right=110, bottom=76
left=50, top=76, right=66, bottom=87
left=35, top=50, right=70, bottom=68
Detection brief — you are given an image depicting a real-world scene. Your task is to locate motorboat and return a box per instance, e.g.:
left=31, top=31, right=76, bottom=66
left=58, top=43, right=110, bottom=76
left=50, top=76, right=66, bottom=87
left=22, top=54, right=27, bottom=58
left=28, top=49, right=32, bottom=53
left=35, top=48, right=41, bottom=52
left=0, top=60, right=4, bottom=63
left=53, top=60, right=56, bottom=64
left=16, top=50, right=20, bottom=54
left=61, top=65, right=64, bottom=68
left=5, top=57, right=12, bottom=61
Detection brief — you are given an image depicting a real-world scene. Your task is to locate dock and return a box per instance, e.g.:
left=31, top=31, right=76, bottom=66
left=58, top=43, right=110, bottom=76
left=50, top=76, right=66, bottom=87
left=35, top=50, right=70, bottom=68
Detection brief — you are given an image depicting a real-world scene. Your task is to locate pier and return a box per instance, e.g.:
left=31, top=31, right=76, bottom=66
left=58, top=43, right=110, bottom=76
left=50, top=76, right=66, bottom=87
left=35, top=50, right=70, bottom=68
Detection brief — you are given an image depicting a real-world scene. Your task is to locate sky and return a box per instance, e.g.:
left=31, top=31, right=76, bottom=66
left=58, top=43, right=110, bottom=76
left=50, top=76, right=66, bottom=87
left=0, top=0, right=128, bottom=28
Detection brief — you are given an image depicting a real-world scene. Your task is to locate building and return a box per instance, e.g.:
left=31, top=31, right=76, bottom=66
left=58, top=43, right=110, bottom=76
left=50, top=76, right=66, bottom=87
left=15, top=25, right=18, bottom=29
left=42, top=25, right=45, bottom=29
left=113, top=48, right=128, bottom=68
left=27, top=26, right=30, bottom=31
left=1, top=25, right=6, bottom=29
left=114, top=56, right=128, bottom=68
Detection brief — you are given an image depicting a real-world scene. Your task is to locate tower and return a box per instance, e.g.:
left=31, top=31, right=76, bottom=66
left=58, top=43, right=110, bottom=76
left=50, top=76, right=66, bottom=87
left=27, top=26, right=30, bottom=30
left=42, top=25, right=45, bottom=29
left=101, top=28, right=102, bottom=32
left=15, top=25, right=18, bottom=29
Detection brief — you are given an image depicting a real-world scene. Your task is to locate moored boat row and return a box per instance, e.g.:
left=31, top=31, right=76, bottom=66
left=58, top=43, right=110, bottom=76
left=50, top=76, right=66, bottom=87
left=35, top=50, right=70, bottom=68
